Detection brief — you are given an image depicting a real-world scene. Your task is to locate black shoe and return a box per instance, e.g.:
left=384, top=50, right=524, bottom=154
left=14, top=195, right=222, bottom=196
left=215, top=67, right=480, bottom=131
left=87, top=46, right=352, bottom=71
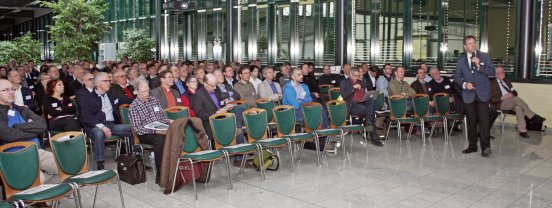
left=481, top=148, right=492, bottom=157
left=97, top=162, right=104, bottom=170
left=519, top=132, right=530, bottom=138
left=462, top=146, right=478, bottom=154
left=371, top=140, right=383, bottom=147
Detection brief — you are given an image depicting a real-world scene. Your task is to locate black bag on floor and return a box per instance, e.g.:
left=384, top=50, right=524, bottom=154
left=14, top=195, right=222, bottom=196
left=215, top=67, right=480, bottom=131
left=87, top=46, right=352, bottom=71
left=525, top=117, right=547, bottom=131
left=303, top=136, right=326, bottom=151
left=116, top=154, right=146, bottom=185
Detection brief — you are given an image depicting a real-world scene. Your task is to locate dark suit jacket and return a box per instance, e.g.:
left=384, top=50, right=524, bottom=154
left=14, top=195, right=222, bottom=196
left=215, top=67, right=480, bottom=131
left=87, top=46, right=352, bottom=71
left=150, top=86, right=182, bottom=109
left=77, top=89, right=122, bottom=133
left=0, top=104, right=47, bottom=145
left=19, top=87, right=37, bottom=113
left=68, top=80, right=84, bottom=97
left=490, top=78, right=517, bottom=110
left=410, top=80, right=430, bottom=95
left=364, top=74, right=378, bottom=91
left=43, top=95, right=76, bottom=121
left=191, top=87, right=223, bottom=139
left=215, top=83, right=241, bottom=103
left=146, top=76, right=161, bottom=89
left=340, top=78, right=367, bottom=116
left=454, top=51, right=496, bottom=103
left=110, top=84, right=136, bottom=105
left=303, top=73, right=319, bottom=93
left=319, top=74, right=342, bottom=87
left=224, top=78, right=238, bottom=88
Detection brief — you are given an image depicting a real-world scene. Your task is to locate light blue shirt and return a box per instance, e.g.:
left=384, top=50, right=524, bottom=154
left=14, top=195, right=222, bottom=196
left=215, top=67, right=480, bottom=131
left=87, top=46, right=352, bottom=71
left=376, top=75, right=393, bottom=97
left=96, top=91, right=114, bottom=123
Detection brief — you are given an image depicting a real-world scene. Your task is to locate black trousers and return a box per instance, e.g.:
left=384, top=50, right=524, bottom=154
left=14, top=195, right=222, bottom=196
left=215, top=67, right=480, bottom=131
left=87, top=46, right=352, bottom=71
left=49, top=116, right=81, bottom=132
left=464, top=98, right=491, bottom=150
left=349, top=99, right=378, bottom=141
left=138, top=134, right=165, bottom=180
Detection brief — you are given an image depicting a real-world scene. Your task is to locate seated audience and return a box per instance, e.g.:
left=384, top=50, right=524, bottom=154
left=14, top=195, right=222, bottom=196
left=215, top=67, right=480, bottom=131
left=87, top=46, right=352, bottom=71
left=43, top=79, right=80, bottom=131
left=68, top=65, right=85, bottom=97
left=7, top=70, right=37, bottom=113
left=35, top=72, right=51, bottom=112
left=376, top=63, right=394, bottom=97
left=194, top=67, right=206, bottom=87
left=318, top=65, right=342, bottom=87
left=213, top=69, right=240, bottom=105
left=78, top=72, right=132, bottom=170
left=0, top=79, right=55, bottom=182
left=223, top=65, right=238, bottom=87
left=388, top=66, right=415, bottom=97
left=282, top=67, right=313, bottom=122
left=301, top=63, right=320, bottom=101
left=410, top=68, right=431, bottom=95
left=365, top=65, right=379, bottom=91
left=110, top=69, right=136, bottom=105
left=277, top=64, right=291, bottom=88
left=173, top=64, right=188, bottom=95
left=129, top=79, right=171, bottom=183
left=428, top=68, right=455, bottom=108
left=258, top=66, right=282, bottom=100
left=146, top=63, right=161, bottom=89
left=490, top=66, right=546, bottom=138
left=233, top=66, right=258, bottom=107
left=249, top=65, right=262, bottom=93
left=340, top=68, right=383, bottom=147
left=151, top=71, right=182, bottom=109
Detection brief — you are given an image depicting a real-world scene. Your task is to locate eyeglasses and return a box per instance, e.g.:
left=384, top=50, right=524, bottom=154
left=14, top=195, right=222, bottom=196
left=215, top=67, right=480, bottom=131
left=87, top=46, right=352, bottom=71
left=0, top=88, right=16, bottom=93
left=100, top=80, right=111, bottom=83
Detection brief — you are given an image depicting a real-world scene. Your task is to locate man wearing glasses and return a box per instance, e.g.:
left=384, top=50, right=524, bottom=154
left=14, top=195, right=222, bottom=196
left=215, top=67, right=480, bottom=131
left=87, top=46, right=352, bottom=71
left=233, top=66, right=258, bottom=107
left=78, top=72, right=132, bottom=170
left=110, top=68, right=136, bottom=105
left=151, top=70, right=182, bottom=109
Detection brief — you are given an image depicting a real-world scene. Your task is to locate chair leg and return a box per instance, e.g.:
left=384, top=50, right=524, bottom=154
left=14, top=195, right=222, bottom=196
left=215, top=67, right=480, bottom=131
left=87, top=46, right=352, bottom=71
left=206, top=161, right=213, bottom=185
left=189, top=159, right=198, bottom=201
left=93, top=185, right=99, bottom=208
left=314, top=133, right=321, bottom=167
left=501, top=113, right=506, bottom=138
left=257, top=145, right=265, bottom=181
left=239, top=154, right=247, bottom=175
left=287, top=139, right=294, bottom=173
left=397, top=122, right=402, bottom=144
left=340, top=130, right=346, bottom=161
left=421, top=121, right=426, bottom=145
left=170, top=158, right=181, bottom=195
left=223, top=152, right=233, bottom=190
left=385, top=121, right=392, bottom=142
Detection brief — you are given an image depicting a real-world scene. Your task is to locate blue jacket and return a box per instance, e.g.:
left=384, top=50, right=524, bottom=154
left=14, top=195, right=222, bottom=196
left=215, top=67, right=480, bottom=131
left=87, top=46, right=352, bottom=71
left=77, top=89, right=122, bottom=133
left=454, top=51, right=495, bottom=103
left=282, top=81, right=312, bottom=109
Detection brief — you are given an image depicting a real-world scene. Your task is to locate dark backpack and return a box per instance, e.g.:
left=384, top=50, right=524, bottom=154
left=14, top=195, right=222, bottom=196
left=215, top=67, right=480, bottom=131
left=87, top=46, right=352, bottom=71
left=525, top=117, right=547, bottom=131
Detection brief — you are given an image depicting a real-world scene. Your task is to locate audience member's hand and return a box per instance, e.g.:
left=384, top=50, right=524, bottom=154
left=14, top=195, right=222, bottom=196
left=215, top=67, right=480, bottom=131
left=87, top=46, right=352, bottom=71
left=69, top=95, right=76, bottom=99
left=101, top=126, right=112, bottom=138
left=353, top=84, right=361, bottom=89
left=313, top=92, right=320, bottom=98
left=27, top=119, right=33, bottom=123
left=216, top=107, right=228, bottom=114
left=169, top=119, right=174, bottom=124
left=502, top=93, right=514, bottom=100
left=156, top=130, right=167, bottom=135
left=429, top=101, right=435, bottom=107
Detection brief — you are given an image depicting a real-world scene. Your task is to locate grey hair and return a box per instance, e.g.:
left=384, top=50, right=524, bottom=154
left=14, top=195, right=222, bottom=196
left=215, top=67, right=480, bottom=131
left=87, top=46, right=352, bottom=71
left=350, top=67, right=361, bottom=74
left=262, top=66, right=274, bottom=76
left=94, top=72, right=108, bottom=86
left=135, top=78, right=149, bottom=90
left=430, top=67, right=440, bottom=74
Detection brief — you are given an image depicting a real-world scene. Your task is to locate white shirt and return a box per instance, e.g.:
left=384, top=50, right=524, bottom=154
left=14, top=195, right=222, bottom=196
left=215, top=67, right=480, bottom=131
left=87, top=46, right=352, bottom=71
left=497, top=79, right=510, bottom=96
left=369, top=75, right=377, bottom=88
left=14, top=85, right=24, bottom=107
left=467, top=51, right=477, bottom=69
left=95, top=90, right=114, bottom=129
left=250, top=77, right=262, bottom=93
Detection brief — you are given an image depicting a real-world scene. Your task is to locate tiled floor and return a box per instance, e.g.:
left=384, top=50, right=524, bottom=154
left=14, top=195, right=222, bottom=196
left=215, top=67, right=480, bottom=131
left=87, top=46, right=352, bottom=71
left=54, top=124, right=552, bottom=208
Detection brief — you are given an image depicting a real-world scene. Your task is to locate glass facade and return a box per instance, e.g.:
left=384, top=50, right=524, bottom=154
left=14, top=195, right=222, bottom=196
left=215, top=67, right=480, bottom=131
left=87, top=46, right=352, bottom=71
left=1, top=0, right=552, bottom=81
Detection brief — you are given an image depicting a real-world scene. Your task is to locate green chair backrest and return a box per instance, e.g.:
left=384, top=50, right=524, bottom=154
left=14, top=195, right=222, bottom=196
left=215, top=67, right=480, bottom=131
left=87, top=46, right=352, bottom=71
left=319, top=85, right=333, bottom=95
left=412, top=94, right=430, bottom=118
left=182, top=124, right=202, bottom=154
left=165, top=107, right=190, bottom=120
left=0, top=143, right=39, bottom=191
left=301, top=102, right=323, bottom=132
left=243, top=108, right=268, bottom=143
left=374, top=92, right=385, bottom=111
left=273, top=106, right=296, bottom=136
left=210, top=113, right=237, bottom=149
left=71, top=98, right=79, bottom=116
left=329, top=88, right=341, bottom=100
left=255, top=99, right=276, bottom=122
left=51, top=133, right=87, bottom=177
left=326, top=100, right=347, bottom=128
left=119, top=104, right=130, bottom=124
left=229, top=100, right=249, bottom=115
left=388, top=96, right=407, bottom=120
left=433, top=93, right=451, bottom=116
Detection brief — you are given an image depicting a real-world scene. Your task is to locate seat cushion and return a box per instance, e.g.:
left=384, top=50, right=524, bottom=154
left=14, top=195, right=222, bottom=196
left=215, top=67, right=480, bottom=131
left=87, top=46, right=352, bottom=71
left=10, top=184, right=72, bottom=202
left=421, top=116, right=444, bottom=122
left=395, top=117, right=419, bottom=123
left=313, top=128, right=341, bottom=136
left=181, top=150, right=224, bottom=161
left=285, top=132, right=315, bottom=141
left=446, top=114, right=464, bottom=120
left=139, top=143, right=154, bottom=150
left=339, top=125, right=365, bottom=132
left=65, top=170, right=117, bottom=184
left=0, top=202, right=12, bottom=208
left=222, top=144, right=258, bottom=154
left=255, top=138, right=288, bottom=147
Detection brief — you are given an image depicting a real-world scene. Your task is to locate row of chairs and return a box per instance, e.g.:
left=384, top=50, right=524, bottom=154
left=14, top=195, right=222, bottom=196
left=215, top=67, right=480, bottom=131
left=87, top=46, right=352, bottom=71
left=0, top=132, right=125, bottom=208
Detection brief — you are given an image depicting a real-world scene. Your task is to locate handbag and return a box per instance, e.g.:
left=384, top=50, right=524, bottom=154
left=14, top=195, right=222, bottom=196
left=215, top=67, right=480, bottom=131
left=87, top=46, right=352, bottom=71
left=115, top=154, right=146, bottom=185
left=253, top=150, right=279, bottom=171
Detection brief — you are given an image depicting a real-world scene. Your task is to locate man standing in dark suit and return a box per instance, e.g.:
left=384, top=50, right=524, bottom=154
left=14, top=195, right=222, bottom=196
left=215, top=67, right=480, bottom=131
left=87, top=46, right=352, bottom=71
left=78, top=72, right=132, bottom=169
left=455, top=35, right=496, bottom=157
left=339, top=67, right=383, bottom=147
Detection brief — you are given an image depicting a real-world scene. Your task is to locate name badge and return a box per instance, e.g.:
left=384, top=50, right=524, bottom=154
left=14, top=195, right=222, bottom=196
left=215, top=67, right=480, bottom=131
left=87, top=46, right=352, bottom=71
left=51, top=103, right=58, bottom=108
left=33, top=76, right=37, bottom=79
left=133, top=91, right=137, bottom=95
left=331, top=80, right=336, bottom=84
left=29, top=85, right=34, bottom=89
left=68, top=103, right=72, bottom=107
left=114, top=99, right=119, bottom=104
left=428, top=88, right=432, bottom=92
left=8, top=110, right=15, bottom=116
left=176, top=98, right=182, bottom=103
left=444, top=85, right=450, bottom=89
left=154, top=107, right=160, bottom=112
left=25, top=95, right=31, bottom=100
left=220, top=101, right=225, bottom=106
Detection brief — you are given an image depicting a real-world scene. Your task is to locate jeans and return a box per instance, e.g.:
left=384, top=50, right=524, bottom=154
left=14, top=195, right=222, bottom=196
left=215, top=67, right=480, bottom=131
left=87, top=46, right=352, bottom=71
left=295, top=107, right=329, bottom=128
left=350, top=99, right=378, bottom=141
left=233, top=108, right=247, bottom=161
left=88, top=122, right=132, bottom=163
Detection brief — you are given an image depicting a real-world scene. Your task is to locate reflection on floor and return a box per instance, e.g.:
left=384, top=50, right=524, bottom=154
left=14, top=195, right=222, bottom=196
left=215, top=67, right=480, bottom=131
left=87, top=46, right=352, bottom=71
left=54, top=125, right=552, bottom=208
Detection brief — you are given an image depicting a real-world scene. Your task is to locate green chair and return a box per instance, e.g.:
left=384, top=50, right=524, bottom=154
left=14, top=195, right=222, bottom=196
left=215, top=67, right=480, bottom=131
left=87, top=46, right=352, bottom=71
left=0, top=142, right=80, bottom=207
left=326, top=100, right=365, bottom=159
left=0, top=201, right=23, bottom=208
left=50, top=132, right=125, bottom=208
left=119, top=104, right=150, bottom=180
left=433, top=93, right=468, bottom=144
left=255, top=98, right=277, bottom=137
left=385, top=95, right=420, bottom=143
left=273, top=105, right=315, bottom=168
left=301, top=102, right=342, bottom=166
left=164, top=106, right=190, bottom=120
left=328, top=87, right=341, bottom=100
left=171, top=123, right=231, bottom=200
left=412, top=94, right=446, bottom=145
left=209, top=113, right=261, bottom=176
left=243, top=108, right=292, bottom=176
left=319, top=84, right=333, bottom=100
left=228, top=100, right=249, bottom=114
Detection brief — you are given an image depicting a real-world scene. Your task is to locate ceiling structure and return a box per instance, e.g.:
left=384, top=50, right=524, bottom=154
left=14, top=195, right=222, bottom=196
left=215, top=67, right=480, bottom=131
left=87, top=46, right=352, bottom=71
left=0, top=0, right=53, bottom=30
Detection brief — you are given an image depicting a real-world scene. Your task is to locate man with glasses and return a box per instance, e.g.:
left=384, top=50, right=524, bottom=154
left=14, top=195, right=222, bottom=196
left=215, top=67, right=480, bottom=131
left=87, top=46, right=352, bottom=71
left=213, top=69, right=240, bottom=105
left=7, top=70, right=37, bottom=113
left=233, top=66, right=258, bottom=107
left=110, top=69, right=136, bottom=105
left=78, top=72, right=132, bottom=170
left=0, top=79, right=56, bottom=182
left=68, top=65, right=85, bottom=97
left=129, top=79, right=172, bottom=184
left=340, top=68, right=384, bottom=147
left=150, top=70, right=182, bottom=109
